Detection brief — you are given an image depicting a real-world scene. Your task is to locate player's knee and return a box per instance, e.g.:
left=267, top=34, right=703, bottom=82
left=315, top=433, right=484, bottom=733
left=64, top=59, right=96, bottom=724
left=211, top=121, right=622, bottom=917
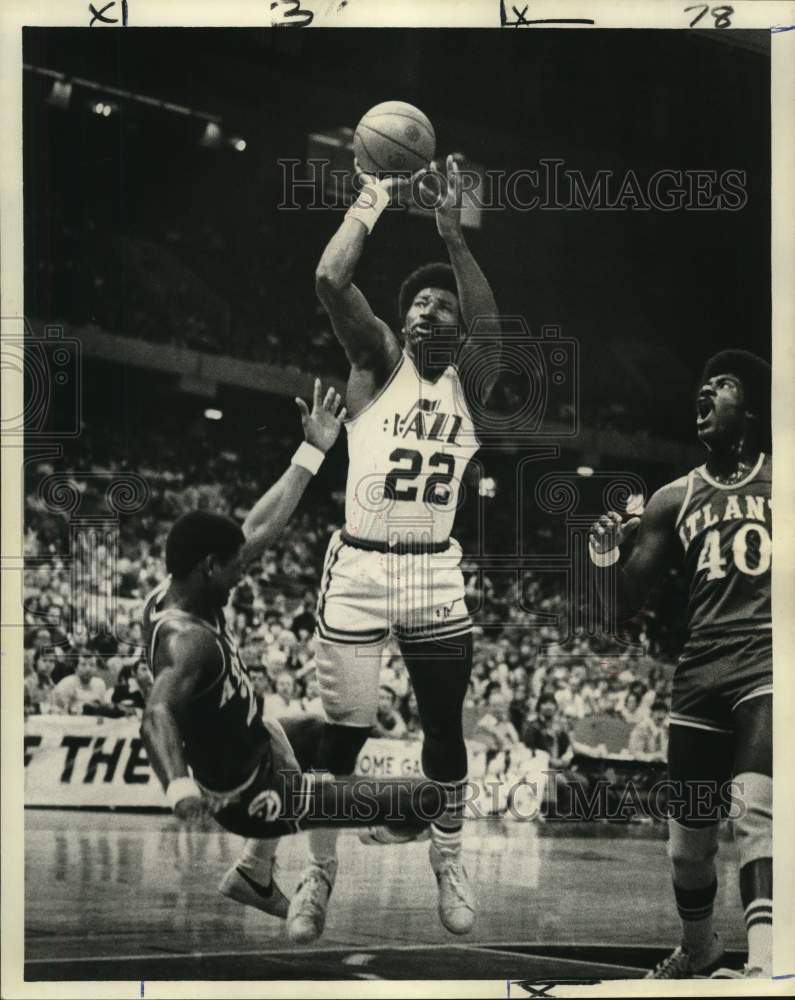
left=732, top=771, right=772, bottom=869
left=668, top=818, right=719, bottom=884
left=318, top=723, right=371, bottom=776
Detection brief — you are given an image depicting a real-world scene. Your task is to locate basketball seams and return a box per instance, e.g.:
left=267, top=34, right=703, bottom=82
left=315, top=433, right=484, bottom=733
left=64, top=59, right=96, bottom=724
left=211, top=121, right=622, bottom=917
left=365, top=111, right=435, bottom=142
left=360, top=121, right=433, bottom=156
left=357, top=122, right=430, bottom=170
left=353, top=129, right=382, bottom=174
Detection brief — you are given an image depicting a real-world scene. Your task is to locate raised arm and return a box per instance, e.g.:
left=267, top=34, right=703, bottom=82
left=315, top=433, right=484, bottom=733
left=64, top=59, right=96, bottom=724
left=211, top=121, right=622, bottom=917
left=240, top=380, right=345, bottom=565
left=588, top=480, right=684, bottom=624
left=140, top=624, right=221, bottom=820
left=315, top=172, right=409, bottom=375
left=432, top=155, right=501, bottom=400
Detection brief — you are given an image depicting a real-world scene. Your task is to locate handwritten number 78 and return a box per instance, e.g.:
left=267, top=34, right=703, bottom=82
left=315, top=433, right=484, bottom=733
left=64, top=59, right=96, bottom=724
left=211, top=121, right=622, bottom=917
left=685, top=5, right=733, bottom=28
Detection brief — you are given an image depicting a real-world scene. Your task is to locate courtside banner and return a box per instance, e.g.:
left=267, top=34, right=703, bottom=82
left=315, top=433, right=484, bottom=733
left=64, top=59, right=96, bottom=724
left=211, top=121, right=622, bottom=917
left=24, top=715, right=164, bottom=809
left=24, top=715, right=487, bottom=809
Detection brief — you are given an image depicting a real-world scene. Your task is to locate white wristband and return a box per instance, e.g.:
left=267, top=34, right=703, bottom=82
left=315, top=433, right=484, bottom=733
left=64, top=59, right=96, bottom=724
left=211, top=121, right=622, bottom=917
left=589, top=540, right=621, bottom=568
left=291, top=441, right=325, bottom=475
left=166, top=776, right=201, bottom=809
left=345, top=179, right=390, bottom=234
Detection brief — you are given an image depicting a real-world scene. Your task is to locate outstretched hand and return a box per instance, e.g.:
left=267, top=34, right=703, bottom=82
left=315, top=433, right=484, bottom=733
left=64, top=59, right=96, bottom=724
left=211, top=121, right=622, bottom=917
left=588, top=510, right=641, bottom=554
left=420, top=153, right=465, bottom=242
left=295, top=378, right=347, bottom=453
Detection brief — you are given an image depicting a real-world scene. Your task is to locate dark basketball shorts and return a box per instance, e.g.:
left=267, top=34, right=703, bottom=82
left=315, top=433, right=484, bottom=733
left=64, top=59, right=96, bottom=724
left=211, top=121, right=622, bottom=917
left=207, top=716, right=324, bottom=839
left=204, top=716, right=439, bottom=839
left=671, top=629, right=772, bottom=735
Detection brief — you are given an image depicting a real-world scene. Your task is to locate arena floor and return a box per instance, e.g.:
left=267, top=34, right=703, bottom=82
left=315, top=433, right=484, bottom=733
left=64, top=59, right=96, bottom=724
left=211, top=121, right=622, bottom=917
left=25, top=810, right=746, bottom=982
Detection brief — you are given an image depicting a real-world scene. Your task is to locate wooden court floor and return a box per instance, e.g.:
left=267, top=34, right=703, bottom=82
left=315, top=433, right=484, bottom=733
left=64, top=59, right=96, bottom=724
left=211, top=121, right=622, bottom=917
left=24, top=810, right=746, bottom=981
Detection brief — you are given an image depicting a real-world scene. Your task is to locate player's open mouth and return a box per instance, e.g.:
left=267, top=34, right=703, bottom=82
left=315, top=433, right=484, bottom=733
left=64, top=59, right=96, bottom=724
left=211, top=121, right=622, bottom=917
left=411, top=323, right=433, bottom=340
left=696, top=395, right=714, bottom=421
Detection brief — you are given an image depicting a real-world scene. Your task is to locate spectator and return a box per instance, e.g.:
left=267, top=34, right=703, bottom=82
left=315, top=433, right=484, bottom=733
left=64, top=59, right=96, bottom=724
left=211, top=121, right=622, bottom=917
left=401, top=688, right=422, bottom=740
left=301, top=671, right=325, bottom=718
left=508, top=682, right=530, bottom=733
left=291, top=590, right=317, bottom=638
left=628, top=699, right=669, bottom=760
left=51, top=653, right=108, bottom=715
left=49, top=651, right=76, bottom=686
left=248, top=664, right=271, bottom=719
left=522, top=694, right=571, bottom=769
left=25, top=649, right=56, bottom=715
left=621, top=689, right=646, bottom=726
left=640, top=672, right=671, bottom=715
left=25, top=625, right=54, bottom=673
left=476, top=688, right=520, bottom=755
left=111, top=660, right=154, bottom=714
left=372, top=685, right=407, bottom=740
left=107, top=622, right=144, bottom=685
left=380, top=650, right=409, bottom=701
left=265, top=670, right=303, bottom=721
left=556, top=673, right=587, bottom=720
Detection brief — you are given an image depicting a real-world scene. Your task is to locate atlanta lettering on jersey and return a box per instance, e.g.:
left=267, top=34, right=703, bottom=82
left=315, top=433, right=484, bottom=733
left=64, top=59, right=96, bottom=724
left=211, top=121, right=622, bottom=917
left=218, top=623, right=259, bottom=727
left=678, top=494, right=772, bottom=550
left=384, top=398, right=463, bottom=445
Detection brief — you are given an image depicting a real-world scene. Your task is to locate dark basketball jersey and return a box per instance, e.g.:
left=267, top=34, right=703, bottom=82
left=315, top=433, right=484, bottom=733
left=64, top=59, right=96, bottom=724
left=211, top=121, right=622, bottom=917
left=675, top=452, right=771, bottom=647
left=142, top=577, right=270, bottom=792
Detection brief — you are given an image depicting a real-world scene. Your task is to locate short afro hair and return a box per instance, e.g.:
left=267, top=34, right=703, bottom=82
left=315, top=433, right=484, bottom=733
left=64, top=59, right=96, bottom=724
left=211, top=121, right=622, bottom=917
left=397, top=262, right=459, bottom=327
left=536, top=693, right=557, bottom=713
left=166, top=510, right=245, bottom=580
left=700, top=349, right=771, bottom=448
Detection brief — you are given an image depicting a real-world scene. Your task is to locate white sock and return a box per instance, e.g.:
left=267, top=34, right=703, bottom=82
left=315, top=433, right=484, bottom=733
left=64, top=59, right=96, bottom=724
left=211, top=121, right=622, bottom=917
left=431, top=823, right=462, bottom=856
left=308, top=825, right=339, bottom=867
left=237, top=837, right=278, bottom=883
left=745, top=899, right=772, bottom=972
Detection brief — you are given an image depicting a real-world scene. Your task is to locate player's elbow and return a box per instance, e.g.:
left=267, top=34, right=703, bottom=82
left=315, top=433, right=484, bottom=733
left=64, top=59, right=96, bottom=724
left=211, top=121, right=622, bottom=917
left=315, top=265, right=348, bottom=299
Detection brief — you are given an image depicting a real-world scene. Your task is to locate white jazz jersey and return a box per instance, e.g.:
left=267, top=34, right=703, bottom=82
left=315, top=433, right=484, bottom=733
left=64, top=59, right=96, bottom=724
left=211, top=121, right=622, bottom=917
left=344, top=351, right=480, bottom=545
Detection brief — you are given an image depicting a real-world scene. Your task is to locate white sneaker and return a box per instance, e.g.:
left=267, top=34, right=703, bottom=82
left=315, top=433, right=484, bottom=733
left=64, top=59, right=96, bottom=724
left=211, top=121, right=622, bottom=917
left=286, top=860, right=337, bottom=944
left=429, top=842, right=475, bottom=935
left=645, top=933, right=725, bottom=979
left=218, top=862, right=289, bottom=919
left=359, top=825, right=431, bottom=846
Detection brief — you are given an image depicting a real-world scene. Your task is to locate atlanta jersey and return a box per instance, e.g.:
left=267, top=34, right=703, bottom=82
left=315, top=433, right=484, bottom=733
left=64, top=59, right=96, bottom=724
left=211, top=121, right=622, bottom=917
left=142, top=577, right=270, bottom=793
left=344, top=351, right=480, bottom=545
left=676, top=452, right=771, bottom=643
left=671, top=452, right=772, bottom=732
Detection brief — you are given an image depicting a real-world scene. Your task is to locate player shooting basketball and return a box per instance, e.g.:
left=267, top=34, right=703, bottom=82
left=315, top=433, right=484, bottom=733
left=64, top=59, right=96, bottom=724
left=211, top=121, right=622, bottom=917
left=589, top=350, right=773, bottom=979
left=286, top=152, right=501, bottom=943
left=140, top=380, right=448, bottom=921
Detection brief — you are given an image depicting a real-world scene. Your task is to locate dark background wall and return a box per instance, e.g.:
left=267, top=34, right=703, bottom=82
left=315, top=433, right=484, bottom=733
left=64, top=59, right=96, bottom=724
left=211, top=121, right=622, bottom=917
left=23, top=28, right=770, bottom=448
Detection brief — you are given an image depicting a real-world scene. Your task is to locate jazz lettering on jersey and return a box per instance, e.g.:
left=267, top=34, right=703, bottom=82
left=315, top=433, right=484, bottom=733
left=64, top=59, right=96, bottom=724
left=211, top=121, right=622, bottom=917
left=678, top=493, right=772, bottom=549
left=386, top=398, right=463, bottom=445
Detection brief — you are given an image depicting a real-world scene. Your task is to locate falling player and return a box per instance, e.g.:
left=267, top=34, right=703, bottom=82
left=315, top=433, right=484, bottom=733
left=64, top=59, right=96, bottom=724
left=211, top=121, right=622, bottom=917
left=141, top=381, right=446, bottom=919
left=287, top=154, right=501, bottom=942
left=589, top=351, right=772, bottom=979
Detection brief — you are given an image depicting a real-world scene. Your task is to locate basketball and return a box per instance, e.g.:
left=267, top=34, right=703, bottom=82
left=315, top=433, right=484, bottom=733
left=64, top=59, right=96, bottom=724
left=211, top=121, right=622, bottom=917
left=353, top=101, right=436, bottom=176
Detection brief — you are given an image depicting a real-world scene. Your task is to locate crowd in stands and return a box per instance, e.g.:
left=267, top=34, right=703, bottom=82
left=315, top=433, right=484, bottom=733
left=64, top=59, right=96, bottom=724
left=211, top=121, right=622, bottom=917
left=23, top=410, right=677, bottom=800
